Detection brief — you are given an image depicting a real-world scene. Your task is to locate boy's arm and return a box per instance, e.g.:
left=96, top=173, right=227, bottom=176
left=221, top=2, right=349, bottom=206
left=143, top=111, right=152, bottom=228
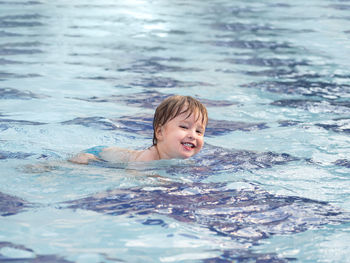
left=68, top=153, right=99, bottom=164
left=68, top=146, right=108, bottom=164
left=68, top=146, right=133, bottom=164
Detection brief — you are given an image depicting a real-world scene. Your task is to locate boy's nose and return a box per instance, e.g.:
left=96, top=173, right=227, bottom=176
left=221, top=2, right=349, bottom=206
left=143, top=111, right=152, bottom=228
left=187, top=129, right=196, bottom=138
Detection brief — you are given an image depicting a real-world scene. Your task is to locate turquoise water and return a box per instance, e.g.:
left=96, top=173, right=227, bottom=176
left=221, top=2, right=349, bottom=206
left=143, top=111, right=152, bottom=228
left=1, top=0, right=350, bottom=262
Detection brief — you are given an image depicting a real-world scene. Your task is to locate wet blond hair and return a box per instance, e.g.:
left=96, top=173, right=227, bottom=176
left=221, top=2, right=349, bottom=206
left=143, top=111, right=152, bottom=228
left=152, top=95, right=208, bottom=145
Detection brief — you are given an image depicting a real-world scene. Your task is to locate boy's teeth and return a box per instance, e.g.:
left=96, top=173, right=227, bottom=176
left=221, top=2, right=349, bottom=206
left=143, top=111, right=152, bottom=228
left=183, top=143, right=194, bottom=148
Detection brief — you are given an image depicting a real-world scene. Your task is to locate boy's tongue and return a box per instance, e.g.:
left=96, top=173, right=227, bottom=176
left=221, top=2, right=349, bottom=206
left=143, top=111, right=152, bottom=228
left=182, top=142, right=194, bottom=150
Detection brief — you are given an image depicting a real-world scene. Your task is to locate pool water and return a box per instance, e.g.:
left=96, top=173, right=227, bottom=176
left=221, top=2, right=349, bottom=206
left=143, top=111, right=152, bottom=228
left=1, top=0, right=350, bottom=262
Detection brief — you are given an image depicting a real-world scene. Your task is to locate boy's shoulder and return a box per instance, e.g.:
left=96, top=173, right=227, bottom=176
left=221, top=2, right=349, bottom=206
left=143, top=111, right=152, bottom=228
left=100, top=146, right=137, bottom=163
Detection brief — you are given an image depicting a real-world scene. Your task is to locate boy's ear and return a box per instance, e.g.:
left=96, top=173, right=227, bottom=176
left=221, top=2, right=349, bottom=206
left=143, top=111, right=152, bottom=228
left=155, top=126, right=163, bottom=141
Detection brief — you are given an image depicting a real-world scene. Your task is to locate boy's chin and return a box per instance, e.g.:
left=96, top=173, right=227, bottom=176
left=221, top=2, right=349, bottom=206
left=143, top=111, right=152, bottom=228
left=179, top=153, right=196, bottom=159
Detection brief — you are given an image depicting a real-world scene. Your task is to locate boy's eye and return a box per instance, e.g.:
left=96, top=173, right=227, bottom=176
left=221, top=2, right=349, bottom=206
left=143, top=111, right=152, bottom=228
left=179, top=125, right=188, bottom=129
left=196, top=130, right=203, bottom=135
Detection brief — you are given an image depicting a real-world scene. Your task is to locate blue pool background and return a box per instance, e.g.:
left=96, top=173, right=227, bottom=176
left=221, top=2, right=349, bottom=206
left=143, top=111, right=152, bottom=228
left=1, top=0, right=350, bottom=262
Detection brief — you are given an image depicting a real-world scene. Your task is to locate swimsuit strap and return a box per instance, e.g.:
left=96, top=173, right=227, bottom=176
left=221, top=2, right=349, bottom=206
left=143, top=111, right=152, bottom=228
left=83, top=146, right=107, bottom=159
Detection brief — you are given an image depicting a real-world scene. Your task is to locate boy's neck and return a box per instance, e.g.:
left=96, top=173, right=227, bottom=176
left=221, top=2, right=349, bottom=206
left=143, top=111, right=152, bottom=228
left=133, top=146, right=161, bottom=162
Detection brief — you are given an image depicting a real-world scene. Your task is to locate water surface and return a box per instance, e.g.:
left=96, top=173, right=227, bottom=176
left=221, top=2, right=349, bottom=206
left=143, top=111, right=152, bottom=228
left=1, top=0, right=350, bottom=262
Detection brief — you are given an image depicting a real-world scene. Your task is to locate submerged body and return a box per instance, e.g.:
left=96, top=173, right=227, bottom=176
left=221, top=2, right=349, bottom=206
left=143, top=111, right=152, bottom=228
left=69, top=146, right=157, bottom=164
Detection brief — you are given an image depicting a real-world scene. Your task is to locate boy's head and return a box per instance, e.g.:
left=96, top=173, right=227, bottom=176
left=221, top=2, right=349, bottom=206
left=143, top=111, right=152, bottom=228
left=152, top=95, right=208, bottom=145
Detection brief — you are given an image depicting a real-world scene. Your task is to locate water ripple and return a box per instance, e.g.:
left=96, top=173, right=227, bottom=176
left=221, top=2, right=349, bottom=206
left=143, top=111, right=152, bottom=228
left=0, top=241, right=72, bottom=263
left=271, top=99, right=350, bottom=114
left=244, top=79, right=350, bottom=99
left=316, top=118, right=350, bottom=134
left=0, top=88, right=46, bottom=99
left=0, top=192, right=30, bottom=216
left=117, top=58, right=202, bottom=74
left=67, top=181, right=350, bottom=244
left=72, top=91, right=235, bottom=109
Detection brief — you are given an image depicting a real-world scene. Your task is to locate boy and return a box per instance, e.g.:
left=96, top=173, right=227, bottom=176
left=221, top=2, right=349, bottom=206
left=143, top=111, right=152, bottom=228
left=69, top=95, right=208, bottom=164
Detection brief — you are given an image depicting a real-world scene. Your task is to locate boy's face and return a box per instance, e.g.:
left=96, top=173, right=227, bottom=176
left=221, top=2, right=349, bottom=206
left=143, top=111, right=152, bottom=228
left=156, top=110, right=206, bottom=159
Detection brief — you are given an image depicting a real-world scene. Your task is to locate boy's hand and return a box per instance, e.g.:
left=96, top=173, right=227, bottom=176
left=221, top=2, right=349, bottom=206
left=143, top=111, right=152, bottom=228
left=69, top=153, right=99, bottom=164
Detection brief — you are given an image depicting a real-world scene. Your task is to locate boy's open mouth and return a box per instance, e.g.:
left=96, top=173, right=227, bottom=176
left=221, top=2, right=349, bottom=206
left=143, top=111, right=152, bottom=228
left=182, top=142, right=195, bottom=148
